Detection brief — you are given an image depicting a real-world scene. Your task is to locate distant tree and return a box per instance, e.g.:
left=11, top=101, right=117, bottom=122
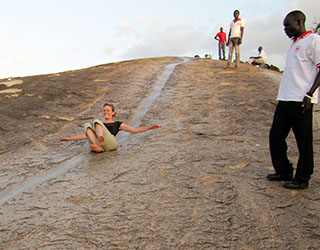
left=311, top=17, right=320, bottom=34
left=314, top=23, right=320, bottom=34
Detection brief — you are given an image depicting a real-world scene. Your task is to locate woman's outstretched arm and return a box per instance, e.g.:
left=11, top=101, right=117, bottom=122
left=60, top=134, right=87, bottom=141
left=120, top=123, right=161, bottom=133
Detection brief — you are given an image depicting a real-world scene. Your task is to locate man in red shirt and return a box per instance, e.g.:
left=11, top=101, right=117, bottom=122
left=214, top=27, right=226, bottom=60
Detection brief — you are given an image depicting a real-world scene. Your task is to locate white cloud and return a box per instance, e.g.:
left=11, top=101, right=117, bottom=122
left=285, top=0, right=320, bottom=28
left=110, top=19, right=212, bottom=59
left=109, top=0, right=320, bottom=69
left=241, top=12, right=290, bottom=69
left=115, top=21, right=141, bottom=37
left=1, top=0, right=320, bottom=78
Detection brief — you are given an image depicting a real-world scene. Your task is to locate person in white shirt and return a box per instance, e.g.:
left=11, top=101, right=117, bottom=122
left=267, top=10, right=320, bottom=189
left=248, top=46, right=267, bottom=66
left=226, top=10, right=245, bottom=69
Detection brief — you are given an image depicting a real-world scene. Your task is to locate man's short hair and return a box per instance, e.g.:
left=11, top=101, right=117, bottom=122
left=286, top=10, right=306, bottom=23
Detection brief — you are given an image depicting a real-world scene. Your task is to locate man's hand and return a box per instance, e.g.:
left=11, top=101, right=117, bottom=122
left=302, top=96, right=312, bottom=113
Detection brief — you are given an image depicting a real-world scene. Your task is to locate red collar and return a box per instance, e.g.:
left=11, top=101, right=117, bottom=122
left=293, top=30, right=313, bottom=42
left=233, top=18, right=242, bottom=23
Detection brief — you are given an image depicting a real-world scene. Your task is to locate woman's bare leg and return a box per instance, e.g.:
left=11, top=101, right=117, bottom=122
left=95, top=123, right=105, bottom=147
left=86, top=127, right=102, bottom=152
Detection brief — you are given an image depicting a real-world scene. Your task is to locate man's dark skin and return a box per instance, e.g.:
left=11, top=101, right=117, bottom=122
left=250, top=46, right=263, bottom=60
left=226, top=10, right=244, bottom=46
left=284, top=13, right=320, bottom=112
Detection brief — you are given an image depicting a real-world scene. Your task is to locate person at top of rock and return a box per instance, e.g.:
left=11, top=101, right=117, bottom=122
left=248, top=46, right=267, bottom=66
left=225, top=9, right=245, bottom=69
left=60, top=103, right=161, bottom=152
left=214, top=27, right=227, bottom=60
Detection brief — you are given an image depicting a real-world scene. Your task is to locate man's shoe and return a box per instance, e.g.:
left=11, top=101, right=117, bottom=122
left=283, top=180, right=308, bottom=189
left=266, top=173, right=293, bottom=181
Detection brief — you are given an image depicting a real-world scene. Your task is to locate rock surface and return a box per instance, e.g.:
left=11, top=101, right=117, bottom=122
left=0, top=57, right=320, bottom=249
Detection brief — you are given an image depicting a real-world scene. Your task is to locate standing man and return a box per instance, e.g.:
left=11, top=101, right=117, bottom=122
left=226, top=10, right=245, bottom=69
left=214, top=27, right=226, bottom=60
left=267, top=10, right=320, bottom=189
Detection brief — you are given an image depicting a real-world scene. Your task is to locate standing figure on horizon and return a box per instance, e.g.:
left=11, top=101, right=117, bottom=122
left=214, top=27, right=227, bottom=60
left=267, top=10, right=320, bottom=189
left=226, top=10, right=245, bottom=69
left=60, top=103, right=161, bottom=152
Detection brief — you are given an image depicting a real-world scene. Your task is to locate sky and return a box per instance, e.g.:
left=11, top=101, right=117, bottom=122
left=0, top=0, right=319, bottom=78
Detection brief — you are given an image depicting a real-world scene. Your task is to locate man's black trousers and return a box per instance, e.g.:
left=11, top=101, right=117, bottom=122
left=269, top=101, right=314, bottom=182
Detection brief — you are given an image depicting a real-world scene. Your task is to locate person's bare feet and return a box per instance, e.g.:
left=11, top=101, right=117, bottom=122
left=89, top=144, right=103, bottom=152
left=98, top=136, right=104, bottom=147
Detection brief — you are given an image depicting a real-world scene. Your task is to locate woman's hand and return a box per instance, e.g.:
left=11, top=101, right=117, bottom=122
left=149, top=124, right=161, bottom=130
left=59, top=137, right=70, bottom=141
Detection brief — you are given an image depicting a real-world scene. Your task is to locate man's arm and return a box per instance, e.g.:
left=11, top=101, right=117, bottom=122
left=302, top=69, right=320, bottom=113
left=239, top=27, right=244, bottom=44
left=226, top=29, right=231, bottom=46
